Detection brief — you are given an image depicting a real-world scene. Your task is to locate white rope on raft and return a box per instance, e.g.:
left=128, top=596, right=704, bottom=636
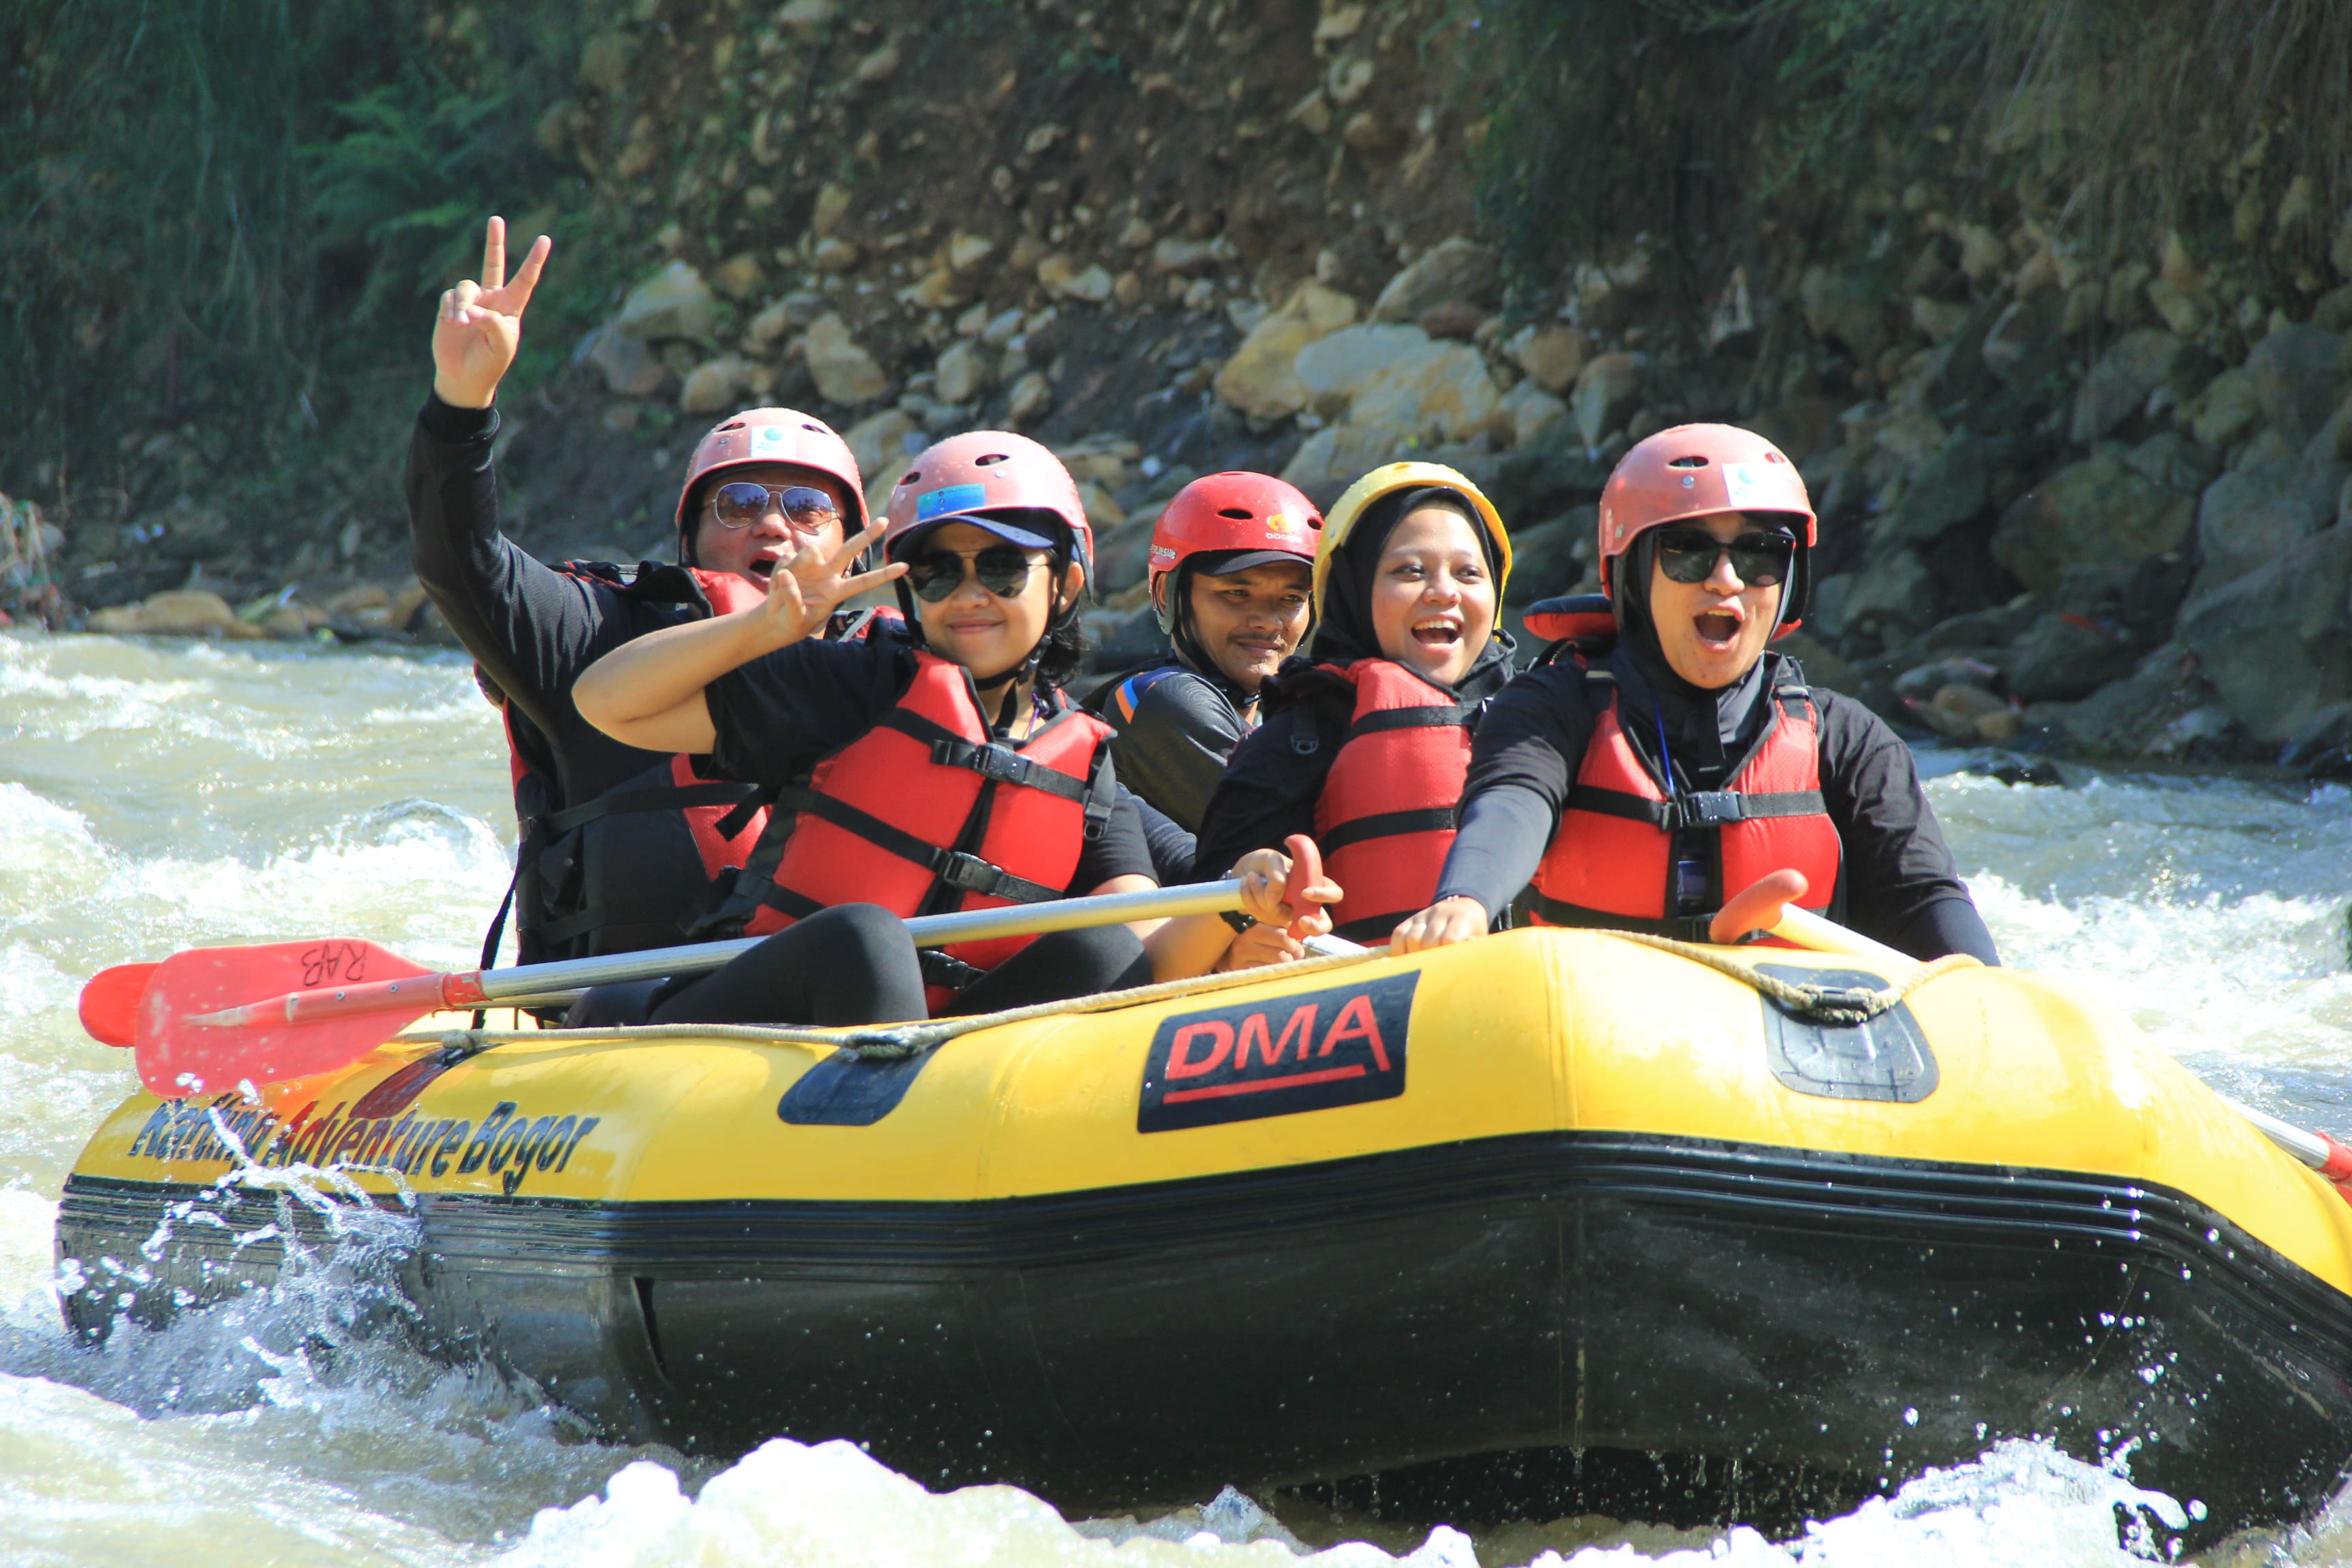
left=392, top=945, right=1391, bottom=1061
left=1596, top=930, right=1983, bottom=1024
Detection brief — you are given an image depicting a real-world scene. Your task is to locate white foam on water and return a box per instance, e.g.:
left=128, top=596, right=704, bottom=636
left=488, top=1437, right=2198, bottom=1568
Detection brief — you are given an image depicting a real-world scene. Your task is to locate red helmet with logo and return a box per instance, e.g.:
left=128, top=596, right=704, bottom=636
left=674, top=408, right=867, bottom=557
left=1597, top=423, right=1816, bottom=630
left=883, top=431, right=1094, bottom=576
left=1597, top=423, right=1815, bottom=594
left=1146, top=472, right=1320, bottom=633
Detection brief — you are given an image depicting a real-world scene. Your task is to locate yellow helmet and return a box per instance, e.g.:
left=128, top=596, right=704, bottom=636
left=1311, top=461, right=1514, bottom=619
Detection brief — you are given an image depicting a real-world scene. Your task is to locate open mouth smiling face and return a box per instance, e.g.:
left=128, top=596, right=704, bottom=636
left=1368, top=504, right=1497, bottom=687
left=1648, top=512, right=1786, bottom=688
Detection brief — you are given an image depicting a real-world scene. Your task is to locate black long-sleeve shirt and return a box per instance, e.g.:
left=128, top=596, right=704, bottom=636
left=1434, top=655, right=1999, bottom=963
left=405, top=395, right=713, bottom=808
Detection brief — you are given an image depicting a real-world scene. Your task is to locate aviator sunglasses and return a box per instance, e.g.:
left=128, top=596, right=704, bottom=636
left=705, top=482, right=842, bottom=532
left=1652, top=527, right=1795, bottom=589
left=902, top=544, right=1040, bottom=603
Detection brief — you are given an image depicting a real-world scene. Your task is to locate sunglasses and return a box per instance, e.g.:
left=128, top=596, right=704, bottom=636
left=1653, top=527, right=1795, bottom=588
left=706, top=482, right=841, bottom=532
left=903, top=544, right=1039, bottom=603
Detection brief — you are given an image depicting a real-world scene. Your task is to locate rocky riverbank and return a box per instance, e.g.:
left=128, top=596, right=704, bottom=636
left=14, top=0, right=2352, bottom=777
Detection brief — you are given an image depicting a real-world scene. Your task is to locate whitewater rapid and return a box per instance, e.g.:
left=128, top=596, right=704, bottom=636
left=3, top=627, right=2349, bottom=1566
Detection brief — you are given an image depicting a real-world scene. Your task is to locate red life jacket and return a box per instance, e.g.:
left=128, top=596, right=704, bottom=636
left=1529, top=667, right=1842, bottom=941
left=1309, top=659, right=1480, bottom=943
left=714, top=651, right=1117, bottom=1011
left=490, top=565, right=894, bottom=966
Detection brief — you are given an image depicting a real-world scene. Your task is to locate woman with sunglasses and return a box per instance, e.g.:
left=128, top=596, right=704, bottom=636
left=410, top=218, right=877, bottom=980
left=1391, top=423, right=1999, bottom=963
left=1151, top=463, right=1514, bottom=976
left=573, top=431, right=1326, bottom=1025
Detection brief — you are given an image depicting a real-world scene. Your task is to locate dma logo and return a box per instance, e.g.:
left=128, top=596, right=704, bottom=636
left=1137, top=973, right=1416, bottom=1132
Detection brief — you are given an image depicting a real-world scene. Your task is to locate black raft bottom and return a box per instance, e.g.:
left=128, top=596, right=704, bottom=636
left=1280, top=1446, right=1874, bottom=1543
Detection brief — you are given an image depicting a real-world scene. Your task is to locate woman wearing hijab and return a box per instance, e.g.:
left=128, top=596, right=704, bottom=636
left=1392, top=423, right=1999, bottom=962
left=1156, top=463, right=1514, bottom=975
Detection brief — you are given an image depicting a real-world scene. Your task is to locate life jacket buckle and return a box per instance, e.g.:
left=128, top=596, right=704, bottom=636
left=1673, top=791, right=1746, bottom=829
left=937, top=850, right=1007, bottom=894
left=935, top=738, right=1022, bottom=782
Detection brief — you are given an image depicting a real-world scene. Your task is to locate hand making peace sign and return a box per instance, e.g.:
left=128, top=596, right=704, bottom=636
left=432, top=216, right=552, bottom=410
left=751, top=523, right=909, bottom=650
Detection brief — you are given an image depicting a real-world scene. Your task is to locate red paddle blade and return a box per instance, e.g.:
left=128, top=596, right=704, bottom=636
left=79, top=962, right=161, bottom=1047
left=135, top=940, right=436, bottom=1098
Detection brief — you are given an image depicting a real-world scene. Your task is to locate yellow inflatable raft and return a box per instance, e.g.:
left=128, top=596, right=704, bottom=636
left=56, top=928, right=2352, bottom=1544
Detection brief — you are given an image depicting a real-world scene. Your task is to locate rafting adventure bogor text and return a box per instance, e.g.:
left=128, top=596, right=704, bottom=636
left=14, top=1, right=2352, bottom=1564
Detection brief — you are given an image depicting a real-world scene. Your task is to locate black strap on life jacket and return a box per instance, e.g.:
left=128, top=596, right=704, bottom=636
left=1563, top=785, right=1829, bottom=832
left=1526, top=894, right=1718, bottom=945
left=704, top=708, right=1119, bottom=938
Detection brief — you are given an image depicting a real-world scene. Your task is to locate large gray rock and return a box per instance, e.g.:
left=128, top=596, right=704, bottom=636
left=1212, top=282, right=1359, bottom=422
left=1370, top=237, right=1497, bottom=324
left=2244, top=324, right=2349, bottom=444
left=1812, top=549, right=1933, bottom=641
left=1799, top=266, right=1889, bottom=363
left=2043, top=643, right=2217, bottom=757
left=2189, top=367, right=2263, bottom=451
left=2070, top=329, right=2189, bottom=445
left=2123, top=430, right=2220, bottom=495
left=578, top=325, right=666, bottom=397
left=2187, top=458, right=2348, bottom=605
left=1871, top=431, right=2009, bottom=549
left=1572, top=353, right=1649, bottom=448
left=1980, top=293, right=2064, bottom=387
left=800, top=314, right=888, bottom=406
left=1293, top=324, right=1501, bottom=442
left=2006, top=612, right=2140, bottom=702
left=614, top=261, right=717, bottom=343
left=1989, top=450, right=2195, bottom=594
left=2177, top=523, right=2352, bottom=742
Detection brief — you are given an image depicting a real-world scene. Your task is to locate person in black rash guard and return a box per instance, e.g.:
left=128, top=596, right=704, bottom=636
left=574, top=431, right=1331, bottom=1025
left=410, top=216, right=877, bottom=975
left=1164, top=463, right=1514, bottom=975
left=1084, top=472, right=1321, bottom=881
left=1391, top=423, right=1999, bottom=964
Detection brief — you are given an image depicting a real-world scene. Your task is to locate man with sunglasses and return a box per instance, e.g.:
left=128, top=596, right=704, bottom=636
left=406, top=217, right=877, bottom=977
left=1392, top=423, right=1999, bottom=964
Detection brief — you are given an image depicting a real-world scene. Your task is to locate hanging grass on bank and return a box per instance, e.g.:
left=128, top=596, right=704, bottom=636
left=0, top=0, right=603, bottom=548
left=1465, top=0, right=2352, bottom=312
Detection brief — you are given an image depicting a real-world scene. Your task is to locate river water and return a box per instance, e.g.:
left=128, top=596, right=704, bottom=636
left=4, top=627, right=2351, bottom=1567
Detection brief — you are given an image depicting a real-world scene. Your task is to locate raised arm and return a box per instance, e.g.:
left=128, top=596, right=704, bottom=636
left=575, top=522, right=902, bottom=752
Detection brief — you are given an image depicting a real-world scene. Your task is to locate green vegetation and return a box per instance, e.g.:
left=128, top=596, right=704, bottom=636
left=1466, top=0, right=2352, bottom=312
left=0, top=0, right=608, bottom=545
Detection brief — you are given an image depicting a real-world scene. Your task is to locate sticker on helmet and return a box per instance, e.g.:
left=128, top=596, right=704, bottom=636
left=755, top=426, right=791, bottom=446
left=917, top=482, right=988, bottom=521
left=1720, top=462, right=1780, bottom=511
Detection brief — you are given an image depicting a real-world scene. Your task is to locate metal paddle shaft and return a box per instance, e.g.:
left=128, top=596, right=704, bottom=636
left=468, top=878, right=1246, bottom=1002
left=182, top=879, right=1248, bottom=1028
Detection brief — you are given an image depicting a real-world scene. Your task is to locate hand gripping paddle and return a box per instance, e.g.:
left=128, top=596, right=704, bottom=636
left=88, top=878, right=1252, bottom=1097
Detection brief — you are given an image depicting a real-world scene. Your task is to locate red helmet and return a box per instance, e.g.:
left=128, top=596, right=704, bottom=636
left=1597, top=423, right=1816, bottom=632
left=883, top=431, right=1093, bottom=575
left=674, top=408, right=867, bottom=556
left=1147, top=472, right=1320, bottom=633
left=1597, top=423, right=1814, bottom=595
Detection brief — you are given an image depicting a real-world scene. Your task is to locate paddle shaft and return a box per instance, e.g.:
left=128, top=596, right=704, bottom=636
left=193, top=879, right=1245, bottom=1028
